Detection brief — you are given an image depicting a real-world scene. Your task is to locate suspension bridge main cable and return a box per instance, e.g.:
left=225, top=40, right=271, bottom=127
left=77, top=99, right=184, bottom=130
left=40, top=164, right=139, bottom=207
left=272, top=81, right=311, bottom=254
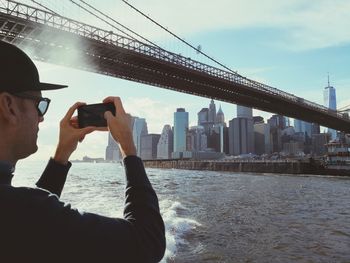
left=70, top=0, right=165, bottom=51
left=121, top=1, right=288, bottom=96
left=338, top=104, right=350, bottom=112
left=69, top=0, right=143, bottom=42
left=29, top=0, right=97, bottom=37
left=30, top=0, right=59, bottom=15
left=121, top=0, right=242, bottom=77
left=77, top=0, right=163, bottom=49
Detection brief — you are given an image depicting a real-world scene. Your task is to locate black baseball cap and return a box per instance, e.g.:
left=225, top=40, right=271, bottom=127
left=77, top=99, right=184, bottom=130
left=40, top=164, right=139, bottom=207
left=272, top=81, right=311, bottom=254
left=0, top=40, right=67, bottom=93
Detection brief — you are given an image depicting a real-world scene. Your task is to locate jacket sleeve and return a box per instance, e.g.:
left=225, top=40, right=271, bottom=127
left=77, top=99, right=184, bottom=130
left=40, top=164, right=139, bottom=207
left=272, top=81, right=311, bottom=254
left=35, top=158, right=71, bottom=197
left=32, top=156, right=166, bottom=263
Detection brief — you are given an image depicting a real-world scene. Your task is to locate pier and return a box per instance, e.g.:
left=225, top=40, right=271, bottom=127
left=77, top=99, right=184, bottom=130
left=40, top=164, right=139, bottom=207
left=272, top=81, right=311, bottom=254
left=143, top=159, right=350, bottom=176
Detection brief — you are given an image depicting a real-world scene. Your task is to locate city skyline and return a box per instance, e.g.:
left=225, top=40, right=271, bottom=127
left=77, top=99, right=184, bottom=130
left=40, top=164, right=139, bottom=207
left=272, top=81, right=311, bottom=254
left=17, top=0, right=350, bottom=161
left=102, top=97, right=338, bottom=161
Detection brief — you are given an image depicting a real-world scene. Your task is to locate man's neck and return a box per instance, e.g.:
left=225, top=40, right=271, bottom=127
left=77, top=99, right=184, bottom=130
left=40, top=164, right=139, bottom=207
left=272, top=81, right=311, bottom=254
left=0, top=142, right=17, bottom=167
left=0, top=160, right=15, bottom=185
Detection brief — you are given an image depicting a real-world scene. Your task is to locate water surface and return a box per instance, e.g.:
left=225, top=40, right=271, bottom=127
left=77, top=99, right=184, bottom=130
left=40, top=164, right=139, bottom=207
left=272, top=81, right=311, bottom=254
left=14, top=161, right=350, bottom=262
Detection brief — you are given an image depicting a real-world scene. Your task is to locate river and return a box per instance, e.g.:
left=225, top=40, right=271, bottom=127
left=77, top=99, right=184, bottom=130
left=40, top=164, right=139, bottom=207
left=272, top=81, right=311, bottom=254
left=13, top=161, right=350, bottom=262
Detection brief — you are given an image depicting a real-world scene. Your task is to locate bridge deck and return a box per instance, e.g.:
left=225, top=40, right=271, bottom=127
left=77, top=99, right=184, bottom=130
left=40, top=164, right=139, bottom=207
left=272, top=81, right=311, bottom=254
left=1, top=0, right=349, bottom=133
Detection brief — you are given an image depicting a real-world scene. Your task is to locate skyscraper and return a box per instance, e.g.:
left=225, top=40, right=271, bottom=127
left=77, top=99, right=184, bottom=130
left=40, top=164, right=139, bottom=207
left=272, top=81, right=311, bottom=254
left=254, top=122, right=271, bottom=155
left=173, top=108, right=189, bottom=153
left=229, top=117, right=255, bottom=155
left=197, top=108, right=209, bottom=125
left=186, top=126, right=207, bottom=151
left=208, top=99, right=216, bottom=123
left=324, top=76, right=337, bottom=139
left=228, top=105, right=254, bottom=155
left=132, top=117, right=148, bottom=156
left=215, top=105, right=225, bottom=124
left=237, top=105, right=253, bottom=119
left=268, top=114, right=287, bottom=130
left=157, top=125, right=174, bottom=159
left=105, top=132, right=121, bottom=161
left=140, top=134, right=160, bottom=160
left=294, top=119, right=312, bottom=138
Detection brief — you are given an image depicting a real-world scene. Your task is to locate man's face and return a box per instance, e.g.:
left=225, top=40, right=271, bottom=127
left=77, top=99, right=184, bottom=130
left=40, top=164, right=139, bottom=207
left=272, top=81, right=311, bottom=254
left=15, top=91, right=45, bottom=159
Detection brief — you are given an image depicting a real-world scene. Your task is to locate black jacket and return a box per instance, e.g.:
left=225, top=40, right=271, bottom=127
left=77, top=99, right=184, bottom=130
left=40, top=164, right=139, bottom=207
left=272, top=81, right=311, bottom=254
left=0, top=156, right=165, bottom=263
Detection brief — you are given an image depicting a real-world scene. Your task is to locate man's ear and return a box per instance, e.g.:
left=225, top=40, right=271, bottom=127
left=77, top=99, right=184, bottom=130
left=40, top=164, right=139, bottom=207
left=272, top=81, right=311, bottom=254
left=0, top=92, right=20, bottom=124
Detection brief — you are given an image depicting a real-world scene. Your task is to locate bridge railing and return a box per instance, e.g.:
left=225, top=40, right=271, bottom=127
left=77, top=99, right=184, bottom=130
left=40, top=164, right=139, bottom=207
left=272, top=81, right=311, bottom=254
left=0, top=0, right=347, bottom=121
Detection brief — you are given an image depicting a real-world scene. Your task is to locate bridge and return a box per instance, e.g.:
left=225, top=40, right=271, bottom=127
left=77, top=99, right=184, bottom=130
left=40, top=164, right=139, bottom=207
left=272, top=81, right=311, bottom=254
left=1, top=0, right=350, bottom=133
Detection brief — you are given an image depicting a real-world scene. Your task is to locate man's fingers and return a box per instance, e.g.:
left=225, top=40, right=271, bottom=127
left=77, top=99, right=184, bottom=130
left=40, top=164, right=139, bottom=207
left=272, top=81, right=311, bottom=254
left=104, top=111, right=114, bottom=122
left=103, top=97, right=113, bottom=104
left=63, top=102, right=85, bottom=123
left=114, top=97, right=126, bottom=115
left=81, top=126, right=97, bottom=135
left=103, top=96, right=125, bottom=115
left=71, top=123, right=79, bottom=129
left=95, top=126, right=109, bottom=131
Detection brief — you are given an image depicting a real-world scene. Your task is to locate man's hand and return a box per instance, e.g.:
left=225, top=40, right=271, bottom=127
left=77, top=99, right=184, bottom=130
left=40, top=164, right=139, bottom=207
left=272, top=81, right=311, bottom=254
left=54, top=102, right=106, bottom=165
left=103, top=97, right=136, bottom=158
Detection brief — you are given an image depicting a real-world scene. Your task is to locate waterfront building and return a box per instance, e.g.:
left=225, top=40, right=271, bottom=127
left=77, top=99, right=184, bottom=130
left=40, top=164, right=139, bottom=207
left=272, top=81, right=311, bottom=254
left=182, top=150, right=224, bottom=160
left=140, top=134, right=160, bottom=160
left=323, top=76, right=337, bottom=140
left=282, top=142, right=304, bottom=156
left=254, top=122, right=271, bottom=155
left=293, top=132, right=306, bottom=144
left=229, top=117, right=255, bottom=155
left=237, top=105, right=253, bottom=119
left=281, top=126, right=296, bottom=145
left=197, top=108, right=209, bottom=125
left=132, top=117, right=148, bottom=156
left=229, top=105, right=254, bottom=155
left=186, top=126, right=207, bottom=152
left=267, top=114, right=289, bottom=153
left=253, top=116, right=264, bottom=124
left=215, top=105, right=225, bottom=124
left=268, top=114, right=287, bottom=130
left=213, top=105, right=226, bottom=152
left=294, top=119, right=302, bottom=134
left=294, top=119, right=312, bottom=138
left=270, top=126, right=282, bottom=153
left=105, top=132, right=121, bottom=161
left=208, top=99, right=217, bottom=123
left=207, top=123, right=227, bottom=153
left=312, top=123, right=320, bottom=135
left=294, top=119, right=321, bottom=153
left=285, top=117, right=291, bottom=127
left=198, top=100, right=220, bottom=137
left=173, top=108, right=189, bottom=154
left=312, top=133, right=329, bottom=156
left=157, top=124, right=174, bottom=159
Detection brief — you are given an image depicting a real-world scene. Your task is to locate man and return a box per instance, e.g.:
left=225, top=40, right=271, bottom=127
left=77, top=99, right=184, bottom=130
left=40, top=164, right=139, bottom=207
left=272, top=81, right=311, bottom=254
left=0, top=41, right=165, bottom=262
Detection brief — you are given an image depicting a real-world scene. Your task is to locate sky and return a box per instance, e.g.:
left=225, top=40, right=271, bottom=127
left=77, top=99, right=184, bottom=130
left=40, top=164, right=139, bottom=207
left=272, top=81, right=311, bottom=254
left=15, top=0, right=350, bottom=161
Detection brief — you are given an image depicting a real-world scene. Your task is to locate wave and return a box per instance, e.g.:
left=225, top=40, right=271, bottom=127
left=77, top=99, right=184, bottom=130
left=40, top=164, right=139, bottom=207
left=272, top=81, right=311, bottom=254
left=160, top=200, right=201, bottom=262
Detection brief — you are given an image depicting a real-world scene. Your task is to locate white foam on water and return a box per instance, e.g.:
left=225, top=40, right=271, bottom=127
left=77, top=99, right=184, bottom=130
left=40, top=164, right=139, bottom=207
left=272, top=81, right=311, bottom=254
left=160, top=200, right=201, bottom=262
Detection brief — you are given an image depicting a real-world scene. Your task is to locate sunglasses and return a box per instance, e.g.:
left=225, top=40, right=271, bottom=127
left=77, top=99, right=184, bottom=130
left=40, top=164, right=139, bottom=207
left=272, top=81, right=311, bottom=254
left=12, top=93, right=51, bottom=117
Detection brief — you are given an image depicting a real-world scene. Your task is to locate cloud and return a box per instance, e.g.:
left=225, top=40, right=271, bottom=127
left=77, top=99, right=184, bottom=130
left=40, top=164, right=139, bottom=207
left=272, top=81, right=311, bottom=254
left=108, top=0, right=350, bottom=51
left=19, top=0, right=350, bottom=51
left=124, top=97, right=180, bottom=133
left=278, top=1, right=350, bottom=50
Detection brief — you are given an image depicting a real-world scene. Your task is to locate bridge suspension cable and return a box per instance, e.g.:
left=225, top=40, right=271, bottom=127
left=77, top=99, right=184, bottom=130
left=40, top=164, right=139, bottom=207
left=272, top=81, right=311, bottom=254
left=68, top=0, right=145, bottom=43
left=77, top=0, right=161, bottom=48
left=121, top=0, right=242, bottom=78
left=338, top=104, right=350, bottom=112
left=30, top=0, right=59, bottom=15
